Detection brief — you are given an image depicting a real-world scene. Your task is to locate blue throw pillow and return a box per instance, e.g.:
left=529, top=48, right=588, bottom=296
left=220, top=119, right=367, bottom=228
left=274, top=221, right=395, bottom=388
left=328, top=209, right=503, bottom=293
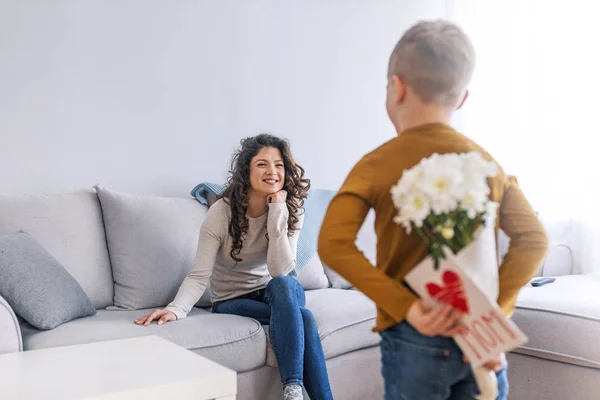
left=0, top=232, right=96, bottom=330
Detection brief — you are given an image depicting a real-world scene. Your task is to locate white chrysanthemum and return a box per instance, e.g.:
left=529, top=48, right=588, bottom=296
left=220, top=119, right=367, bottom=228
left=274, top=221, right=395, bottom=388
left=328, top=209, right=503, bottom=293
left=393, top=190, right=430, bottom=231
left=391, top=151, right=498, bottom=233
left=459, top=191, right=488, bottom=218
left=392, top=165, right=423, bottom=197
left=418, top=154, right=463, bottom=214
left=463, top=151, right=498, bottom=176
left=456, top=152, right=498, bottom=216
left=461, top=152, right=498, bottom=192
left=391, top=164, right=426, bottom=219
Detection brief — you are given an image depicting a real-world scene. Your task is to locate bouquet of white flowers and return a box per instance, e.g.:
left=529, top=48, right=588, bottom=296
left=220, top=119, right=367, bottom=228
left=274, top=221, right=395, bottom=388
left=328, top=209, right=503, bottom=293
left=392, top=151, right=527, bottom=400
left=391, top=151, right=499, bottom=269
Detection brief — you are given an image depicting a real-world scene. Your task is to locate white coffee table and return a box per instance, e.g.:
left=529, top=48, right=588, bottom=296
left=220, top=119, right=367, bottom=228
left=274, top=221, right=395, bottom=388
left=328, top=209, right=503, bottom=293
left=0, top=335, right=237, bottom=399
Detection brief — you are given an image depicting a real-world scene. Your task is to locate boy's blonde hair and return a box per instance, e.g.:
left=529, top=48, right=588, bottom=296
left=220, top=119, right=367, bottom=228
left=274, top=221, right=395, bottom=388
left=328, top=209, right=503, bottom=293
left=388, top=20, right=475, bottom=106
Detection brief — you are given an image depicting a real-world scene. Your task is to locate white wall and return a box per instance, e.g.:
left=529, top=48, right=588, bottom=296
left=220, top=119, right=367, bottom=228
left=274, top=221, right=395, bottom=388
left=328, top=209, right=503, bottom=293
left=0, top=0, right=447, bottom=196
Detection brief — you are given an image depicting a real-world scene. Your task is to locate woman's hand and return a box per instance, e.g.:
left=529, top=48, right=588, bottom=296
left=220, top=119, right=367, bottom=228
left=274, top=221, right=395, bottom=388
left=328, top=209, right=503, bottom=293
left=406, top=300, right=466, bottom=337
left=134, top=309, right=176, bottom=326
left=266, top=190, right=287, bottom=204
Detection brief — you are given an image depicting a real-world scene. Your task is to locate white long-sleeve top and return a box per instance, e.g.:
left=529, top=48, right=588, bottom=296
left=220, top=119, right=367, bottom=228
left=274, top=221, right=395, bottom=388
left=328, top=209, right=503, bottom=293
left=165, top=199, right=303, bottom=319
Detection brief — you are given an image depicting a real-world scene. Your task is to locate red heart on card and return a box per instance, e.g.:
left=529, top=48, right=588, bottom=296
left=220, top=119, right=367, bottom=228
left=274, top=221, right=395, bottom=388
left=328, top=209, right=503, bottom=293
left=426, top=270, right=470, bottom=314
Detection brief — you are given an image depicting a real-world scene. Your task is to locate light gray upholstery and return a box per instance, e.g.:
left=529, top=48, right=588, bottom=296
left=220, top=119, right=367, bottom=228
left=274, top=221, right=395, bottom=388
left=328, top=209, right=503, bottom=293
left=237, top=366, right=285, bottom=400
left=0, top=190, right=113, bottom=309
left=20, top=308, right=266, bottom=372
left=507, top=352, right=600, bottom=400
left=512, top=275, right=600, bottom=368
left=238, top=346, right=383, bottom=400
left=323, top=267, right=352, bottom=290
left=95, top=186, right=212, bottom=309
left=293, top=253, right=329, bottom=290
left=307, top=289, right=379, bottom=359
left=539, top=243, right=574, bottom=276
left=0, top=295, right=22, bottom=353
left=266, top=288, right=379, bottom=366
left=326, top=346, right=384, bottom=400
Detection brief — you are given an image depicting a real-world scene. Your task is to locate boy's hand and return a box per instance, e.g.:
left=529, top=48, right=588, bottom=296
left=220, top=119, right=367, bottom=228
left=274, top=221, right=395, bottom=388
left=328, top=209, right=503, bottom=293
left=406, top=300, right=466, bottom=337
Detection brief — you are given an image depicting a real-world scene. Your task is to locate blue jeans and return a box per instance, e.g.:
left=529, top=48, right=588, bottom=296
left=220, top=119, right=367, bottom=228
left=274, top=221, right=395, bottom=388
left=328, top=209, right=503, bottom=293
left=212, top=276, right=333, bottom=400
left=380, top=322, right=509, bottom=400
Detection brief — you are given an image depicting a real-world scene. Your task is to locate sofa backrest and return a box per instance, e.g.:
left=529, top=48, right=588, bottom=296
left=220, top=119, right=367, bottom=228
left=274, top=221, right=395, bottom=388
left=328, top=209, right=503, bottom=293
left=95, top=186, right=212, bottom=309
left=0, top=190, right=114, bottom=309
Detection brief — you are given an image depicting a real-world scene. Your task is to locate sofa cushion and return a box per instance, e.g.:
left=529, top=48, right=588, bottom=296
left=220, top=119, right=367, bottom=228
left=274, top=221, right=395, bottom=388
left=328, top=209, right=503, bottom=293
left=0, top=189, right=113, bottom=309
left=307, top=289, right=380, bottom=357
left=0, top=232, right=97, bottom=330
left=266, top=288, right=379, bottom=367
left=293, top=253, right=329, bottom=290
left=20, top=307, right=266, bottom=372
left=95, top=186, right=212, bottom=310
left=323, top=268, right=352, bottom=290
left=513, top=275, right=600, bottom=369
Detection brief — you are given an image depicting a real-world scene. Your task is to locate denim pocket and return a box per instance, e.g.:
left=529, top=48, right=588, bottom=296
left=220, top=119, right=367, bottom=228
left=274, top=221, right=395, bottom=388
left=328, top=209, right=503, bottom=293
left=380, top=323, right=451, bottom=400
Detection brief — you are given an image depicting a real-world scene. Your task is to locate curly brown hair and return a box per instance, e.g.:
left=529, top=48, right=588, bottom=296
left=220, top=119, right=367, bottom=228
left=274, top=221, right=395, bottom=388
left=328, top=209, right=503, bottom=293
left=219, top=134, right=311, bottom=262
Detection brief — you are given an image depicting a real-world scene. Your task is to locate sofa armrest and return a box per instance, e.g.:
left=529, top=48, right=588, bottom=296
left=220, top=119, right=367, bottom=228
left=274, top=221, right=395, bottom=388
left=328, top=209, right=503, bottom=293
left=0, top=295, right=23, bottom=353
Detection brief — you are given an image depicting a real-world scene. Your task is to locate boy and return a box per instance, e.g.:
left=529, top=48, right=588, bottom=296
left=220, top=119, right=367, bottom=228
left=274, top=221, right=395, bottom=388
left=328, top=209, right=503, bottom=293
left=318, top=20, right=548, bottom=400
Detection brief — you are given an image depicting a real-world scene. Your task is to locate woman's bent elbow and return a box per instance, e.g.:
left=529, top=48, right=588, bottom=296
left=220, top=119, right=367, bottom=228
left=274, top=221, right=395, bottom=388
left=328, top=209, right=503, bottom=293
left=268, top=262, right=295, bottom=277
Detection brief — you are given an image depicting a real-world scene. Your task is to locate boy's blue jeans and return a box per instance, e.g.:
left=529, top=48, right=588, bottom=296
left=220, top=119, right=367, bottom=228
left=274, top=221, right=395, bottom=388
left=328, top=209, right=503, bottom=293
left=212, top=276, right=333, bottom=400
left=380, top=321, right=508, bottom=400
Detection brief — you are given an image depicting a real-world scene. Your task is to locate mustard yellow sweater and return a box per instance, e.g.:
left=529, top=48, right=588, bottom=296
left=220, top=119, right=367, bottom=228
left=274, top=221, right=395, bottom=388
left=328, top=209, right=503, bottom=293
left=318, top=123, right=548, bottom=332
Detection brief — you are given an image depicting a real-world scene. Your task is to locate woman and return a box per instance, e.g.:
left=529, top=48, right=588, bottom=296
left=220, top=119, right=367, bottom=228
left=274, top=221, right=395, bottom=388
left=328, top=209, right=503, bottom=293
left=135, top=134, right=333, bottom=400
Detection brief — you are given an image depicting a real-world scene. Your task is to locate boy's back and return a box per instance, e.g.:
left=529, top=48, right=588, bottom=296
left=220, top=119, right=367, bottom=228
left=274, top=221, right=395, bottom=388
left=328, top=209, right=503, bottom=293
left=319, top=121, right=547, bottom=332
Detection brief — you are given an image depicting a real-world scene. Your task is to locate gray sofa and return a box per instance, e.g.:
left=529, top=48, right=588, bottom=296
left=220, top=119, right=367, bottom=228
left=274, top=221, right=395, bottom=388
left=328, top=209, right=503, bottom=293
left=1, top=187, right=597, bottom=400
left=0, top=187, right=383, bottom=400
left=497, top=230, right=600, bottom=400
left=508, top=272, right=600, bottom=399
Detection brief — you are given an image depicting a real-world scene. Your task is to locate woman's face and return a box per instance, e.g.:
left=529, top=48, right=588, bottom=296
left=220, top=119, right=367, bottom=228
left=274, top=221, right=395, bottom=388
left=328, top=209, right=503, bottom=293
left=249, top=146, right=285, bottom=196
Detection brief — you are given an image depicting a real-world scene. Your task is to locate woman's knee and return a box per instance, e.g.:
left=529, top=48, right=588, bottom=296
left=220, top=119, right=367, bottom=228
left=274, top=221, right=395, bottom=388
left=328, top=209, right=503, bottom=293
left=267, top=275, right=297, bottom=294
left=267, top=276, right=304, bottom=302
